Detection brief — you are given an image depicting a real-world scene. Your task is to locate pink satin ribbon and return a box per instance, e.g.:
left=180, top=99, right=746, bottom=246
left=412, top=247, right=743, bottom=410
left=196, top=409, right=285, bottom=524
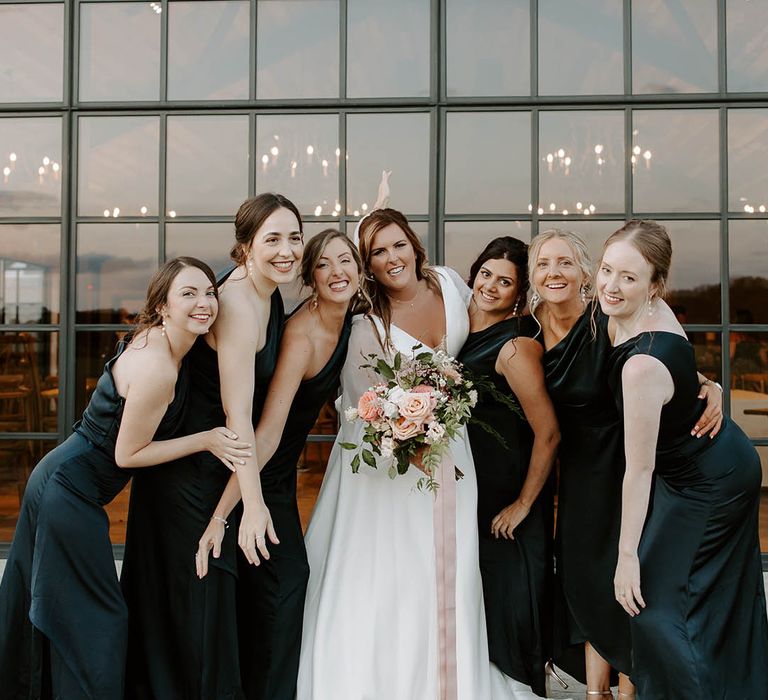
left=433, top=452, right=458, bottom=700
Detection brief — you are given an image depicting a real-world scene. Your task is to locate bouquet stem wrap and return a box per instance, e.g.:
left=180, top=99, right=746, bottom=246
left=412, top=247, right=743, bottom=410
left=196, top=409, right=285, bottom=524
left=433, top=451, right=458, bottom=700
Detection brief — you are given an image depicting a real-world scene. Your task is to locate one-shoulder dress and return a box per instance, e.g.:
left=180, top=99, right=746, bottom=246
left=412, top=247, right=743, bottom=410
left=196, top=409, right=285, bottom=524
left=241, top=311, right=352, bottom=700
left=459, top=315, right=552, bottom=697
left=0, top=340, right=188, bottom=700
left=122, top=283, right=284, bottom=700
left=541, top=307, right=632, bottom=680
left=607, top=331, right=768, bottom=699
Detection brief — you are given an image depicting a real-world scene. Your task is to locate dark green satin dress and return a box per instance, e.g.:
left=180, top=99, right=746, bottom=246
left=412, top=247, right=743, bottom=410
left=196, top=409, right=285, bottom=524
left=122, top=280, right=284, bottom=700
left=608, top=331, right=768, bottom=699
left=0, top=340, right=188, bottom=700
left=459, top=315, right=552, bottom=697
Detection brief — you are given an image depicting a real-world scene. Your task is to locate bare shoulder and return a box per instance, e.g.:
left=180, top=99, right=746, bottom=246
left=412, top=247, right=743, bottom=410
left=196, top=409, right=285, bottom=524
left=117, top=332, right=177, bottom=395
left=622, top=352, right=669, bottom=385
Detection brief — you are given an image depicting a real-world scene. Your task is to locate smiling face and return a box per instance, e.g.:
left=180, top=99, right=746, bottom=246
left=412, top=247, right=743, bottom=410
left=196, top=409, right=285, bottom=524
left=367, top=223, right=418, bottom=293
left=531, top=237, right=585, bottom=305
left=597, top=239, right=656, bottom=320
left=247, top=207, right=304, bottom=285
left=161, top=266, right=218, bottom=335
left=472, top=257, right=520, bottom=315
left=313, top=236, right=360, bottom=305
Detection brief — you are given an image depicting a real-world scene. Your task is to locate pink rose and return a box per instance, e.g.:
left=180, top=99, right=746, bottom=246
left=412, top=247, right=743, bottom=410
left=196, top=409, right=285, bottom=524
left=357, top=391, right=381, bottom=422
left=412, top=384, right=438, bottom=410
left=391, top=417, right=423, bottom=441
left=397, top=391, right=435, bottom=423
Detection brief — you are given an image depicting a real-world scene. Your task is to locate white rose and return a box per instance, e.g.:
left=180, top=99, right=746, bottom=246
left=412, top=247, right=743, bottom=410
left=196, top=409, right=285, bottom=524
left=468, top=389, right=478, bottom=407
left=381, top=400, right=399, bottom=419
left=387, top=386, right=406, bottom=404
left=344, top=406, right=359, bottom=422
left=380, top=436, right=394, bottom=458
left=425, top=422, right=446, bottom=445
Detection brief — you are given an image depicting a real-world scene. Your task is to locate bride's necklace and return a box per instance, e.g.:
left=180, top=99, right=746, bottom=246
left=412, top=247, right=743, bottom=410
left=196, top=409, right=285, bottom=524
left=390, top=284, right=422, bottom=310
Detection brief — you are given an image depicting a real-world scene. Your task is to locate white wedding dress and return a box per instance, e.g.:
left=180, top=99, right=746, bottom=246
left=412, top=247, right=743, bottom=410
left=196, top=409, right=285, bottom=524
left=297, top=267, right=556, bottom=700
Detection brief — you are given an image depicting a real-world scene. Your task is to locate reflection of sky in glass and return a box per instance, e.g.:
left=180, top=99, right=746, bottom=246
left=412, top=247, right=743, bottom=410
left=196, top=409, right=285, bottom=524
left=79, top=2, right=161, bottom=102
left=0, top=4, right=63, bottom=102
left=166, top=222, right=235, bottom=277
left=445, top=112, right=530, bottom=214
left=445, top=221, right=530, bottom=281
left=538, top=0, right=623, bottom=95
left=166, top=115, right=249, bottom=216
left=632, top=0, right=717, bottom=94
left=633, top=109, right=719, bottom=213
left=347, top=113, right=430, bottom=215
left=78, top=116, right=159, bottom=217
left=256, top=114, right=339, bottom=216
left=446, top=0, right=529, bottom=97
left=539, top=111, right=624, bottom=214
left=729, top=220, right=768, bottom=323
left=0, top=224, right=60, bottom=323
left=0, top=117, right=62, bottom=217
left=728, top=110, right=768, bottom=213
left=168, top=1, right=250, bottom=100
left=347, top=0, right=430, bottom=98
left=727, top=1, right=768, bottom=92
left=76, top=223, right=158, bottom=320
left=257, top=0, right=339, bottom=99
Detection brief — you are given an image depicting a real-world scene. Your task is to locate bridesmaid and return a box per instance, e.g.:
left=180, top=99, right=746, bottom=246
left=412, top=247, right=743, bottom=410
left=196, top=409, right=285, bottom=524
left=528, top=229, right=723, bottom=698
left=459, top=237, right=559, bottom=697
left=195, top=229, right=369, bottom=700
left=599, top=220, right=768, bottom=699
left=0, top=257, right=247, bottom=699
left=122, top=194, right=303, bottom=698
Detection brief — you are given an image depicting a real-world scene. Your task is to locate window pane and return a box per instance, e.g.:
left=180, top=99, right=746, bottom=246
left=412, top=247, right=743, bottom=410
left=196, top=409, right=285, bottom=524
left=0, top=4, right=63, bottom=102
left=0, top=117, right=62, bottom=217
left=166, top=116, right=249, bottom=217
left=632, top=109, right=719, bottom=213
left=74, top=330, right=128, bottom=417
left=166, top=222, right=236, bottom=278
left=346, top=113, right=430, bottom=215
left=76, top=223, right=158, bottom=324
left=256, top=0, right=339, bottom=99
left=660, top=220, right=720, bottom=324
left=730, top=332, right=768, bottom=440
left=0, top=332, right=59, bottom=434
left=79, top=2, right=161, bottom=102
left=444, top=221, right=530, bottom=281
left=0, top=225, right=60, bottom=324
left=446, top=0, right=529, bottom=97
left=729, top=220, right=768, bottom=324
left=0, top=439, right=57, bottom=540
left=168, top=1, right=250, bottom=101
left=77, top=116, right=159, bottom=217
left=445, top=112, right=530, bottom=214
left=346, top=0, right=430, bottom=98
left=728, top=109, right=768, bottom=214
left=539, top=111, right=624, bottom=215
left=538, top=0, right=623, bottom=96
left=726, top=0, right=768, bottom=92
left=687, top=331, right=721, bottom=384
left=256, top=114, right=339, bottom=217
left=632, top=0, right=717, bottom=94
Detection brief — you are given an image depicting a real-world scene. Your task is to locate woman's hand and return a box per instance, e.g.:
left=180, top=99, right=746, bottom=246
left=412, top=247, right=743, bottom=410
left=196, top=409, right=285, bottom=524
left=692, top=381, right=723, bottom=438
left=491, top=499, right=531, bottom=540
left=204, top=427, right=252, bottom=471
left=614, top=552, right=645, bottom=616
left=196, top=517, right=227, bottom=579
left=238, top=501, right=279, bottom=566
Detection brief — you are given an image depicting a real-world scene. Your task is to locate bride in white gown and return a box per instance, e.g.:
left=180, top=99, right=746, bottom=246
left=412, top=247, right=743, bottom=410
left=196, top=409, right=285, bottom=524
left=297, top=209, right=560, bottom=700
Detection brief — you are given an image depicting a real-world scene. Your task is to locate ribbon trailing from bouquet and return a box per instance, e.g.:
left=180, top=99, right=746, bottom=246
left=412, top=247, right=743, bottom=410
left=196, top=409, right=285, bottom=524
left=433, top=451, right=458, bottom=700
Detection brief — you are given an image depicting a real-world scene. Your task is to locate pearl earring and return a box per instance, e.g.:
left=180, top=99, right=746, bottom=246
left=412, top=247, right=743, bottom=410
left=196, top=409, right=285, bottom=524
left=160, top=315, right=167, bottom=336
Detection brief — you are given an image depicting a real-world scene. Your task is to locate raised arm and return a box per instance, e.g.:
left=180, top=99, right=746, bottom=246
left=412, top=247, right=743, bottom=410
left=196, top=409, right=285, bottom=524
left=614, top=354, right=673, bottom=617
left=490, top=337, right=560, bottom=539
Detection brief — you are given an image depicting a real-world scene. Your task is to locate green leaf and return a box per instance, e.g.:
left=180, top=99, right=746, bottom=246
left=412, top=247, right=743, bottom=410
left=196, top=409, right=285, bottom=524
left=375, top=360, right=395, bottom=380
left=415, top=352, right=432, bottom=362
left=388, top=465, right=397, bottom=479
left=362, top=449, right=377, bottom=468
left=339, top=442, right=357, bottom=450
left=396, top=451, right=410, bottom=475
left=351, top=453, right=360, bottom=473
left=393, top=352, right=402, bottom=371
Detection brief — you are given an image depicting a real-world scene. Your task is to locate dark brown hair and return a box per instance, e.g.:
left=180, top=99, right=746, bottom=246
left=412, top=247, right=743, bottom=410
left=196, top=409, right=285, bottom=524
left=357, top=208, right=440, bottom=348
left=468, top=236, right=529, bottom=312
left=133, top=256, right=217, bottom=338
left=300, top=229, right=371, bottom=314
left=230, top=193, right=303, bottom=265
left=603, top=219, right=672, bottom=299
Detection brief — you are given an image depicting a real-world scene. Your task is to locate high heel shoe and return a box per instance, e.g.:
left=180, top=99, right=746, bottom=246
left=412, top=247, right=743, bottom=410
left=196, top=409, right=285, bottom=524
left=545, top=660, right=569, bottom=690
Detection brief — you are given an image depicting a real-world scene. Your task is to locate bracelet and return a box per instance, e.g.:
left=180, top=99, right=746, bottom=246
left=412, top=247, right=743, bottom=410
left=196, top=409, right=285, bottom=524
left=211, top=515, right=229, bottom=529
left=700, top=378, right=723, bottom=393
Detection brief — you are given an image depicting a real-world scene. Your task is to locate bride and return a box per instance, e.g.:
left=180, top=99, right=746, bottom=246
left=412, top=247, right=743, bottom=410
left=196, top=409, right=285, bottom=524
left=297, top=208, right=549, bottom=699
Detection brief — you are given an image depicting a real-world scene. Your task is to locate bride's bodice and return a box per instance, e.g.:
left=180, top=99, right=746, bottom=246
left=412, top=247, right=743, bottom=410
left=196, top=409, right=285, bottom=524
left=340, top=266, right=471, bottom=410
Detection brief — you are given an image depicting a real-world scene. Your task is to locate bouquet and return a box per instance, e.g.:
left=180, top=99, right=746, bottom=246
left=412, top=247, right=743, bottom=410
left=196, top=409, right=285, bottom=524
left=341, top=345, right=479, bottom=492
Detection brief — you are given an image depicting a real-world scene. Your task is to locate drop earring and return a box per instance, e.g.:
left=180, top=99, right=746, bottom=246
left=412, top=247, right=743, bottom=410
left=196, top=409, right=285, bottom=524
left=511, top=297, right=520, bottom=317
left=530, top=289, right=540, bottom=308
left=160, top=314, right=167, bottom=337
left=646, top=294, right=656, bottom=316
left=310, top=292, right=318, bottom=311
left=580, top=285, right=587, bottom=304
